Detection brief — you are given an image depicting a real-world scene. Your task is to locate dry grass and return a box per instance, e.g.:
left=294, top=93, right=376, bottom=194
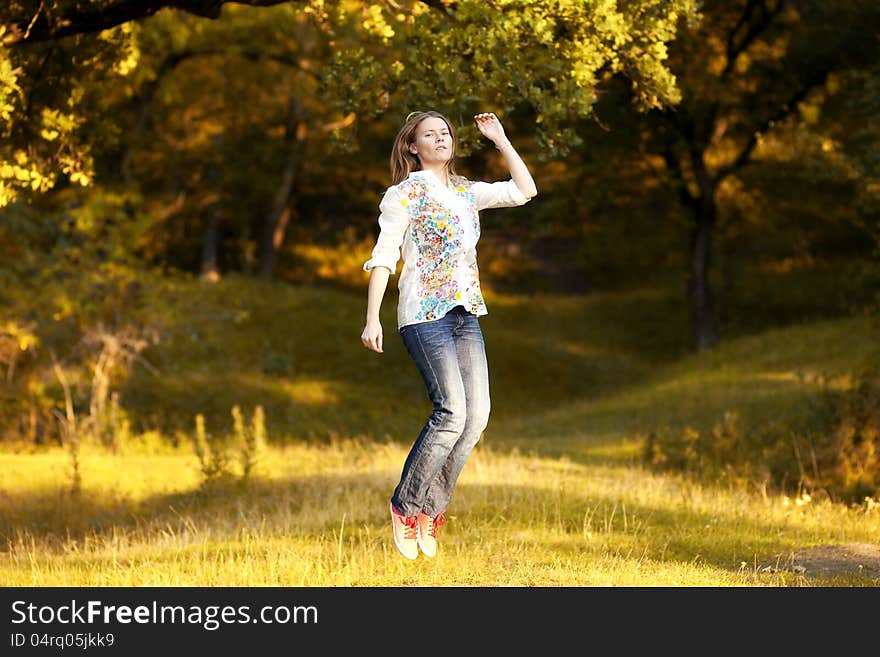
left=2, top=439, right=877, bottom=586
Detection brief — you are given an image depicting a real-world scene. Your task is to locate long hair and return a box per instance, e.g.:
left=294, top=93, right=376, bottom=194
left=389, top=111, right=461, bottom=186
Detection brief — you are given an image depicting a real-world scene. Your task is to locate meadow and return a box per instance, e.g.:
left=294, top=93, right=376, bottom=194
left=1, top=266, right=878, bottom=586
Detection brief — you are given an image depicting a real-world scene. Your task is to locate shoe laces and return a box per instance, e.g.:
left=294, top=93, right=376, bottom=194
left=401, top=513, right=419, bottom=540
left=424, top=512, right=447, bottom=538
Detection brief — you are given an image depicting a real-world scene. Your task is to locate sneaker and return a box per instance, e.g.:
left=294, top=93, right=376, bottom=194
left=390, top=503, right=419, bottom=560
left=417, top=511, right=447, bottom=558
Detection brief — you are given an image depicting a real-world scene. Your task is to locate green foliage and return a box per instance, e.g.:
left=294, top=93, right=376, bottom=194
left=321, top=0, right=699, bottom=157
left=0, top=186, right=162, bottom=445
left=0, top=16, right=139, bottom=206
left=2, top=1, right=877, bottom=298
left=3, top=0, right=700, bottom=205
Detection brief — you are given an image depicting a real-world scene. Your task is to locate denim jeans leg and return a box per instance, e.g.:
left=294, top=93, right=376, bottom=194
left=392, top=308, right=472, bottom=518
left=423, top=312, right=490, bottom=517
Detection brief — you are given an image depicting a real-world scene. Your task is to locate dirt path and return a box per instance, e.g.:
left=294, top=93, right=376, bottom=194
left=762, top=542, right=880, bottom=580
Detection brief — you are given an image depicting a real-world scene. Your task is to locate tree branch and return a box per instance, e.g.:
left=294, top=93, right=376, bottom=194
left=3, top=0, right=296, bottom=46
left=721, top=0, right=787, bottom=83
left=713, top=67, right=832, bottom=185
left=661, top=143, right=700, bottom=213
left=701, top=0, right=787, bottom=147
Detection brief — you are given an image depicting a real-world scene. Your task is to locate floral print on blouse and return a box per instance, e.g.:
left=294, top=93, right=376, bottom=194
left=363, top=169, right=530, bottom=330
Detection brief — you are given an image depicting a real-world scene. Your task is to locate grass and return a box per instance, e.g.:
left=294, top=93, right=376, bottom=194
left=1, top=266, right=879, bottom=586
left=1, top=441, right=877, bottom=586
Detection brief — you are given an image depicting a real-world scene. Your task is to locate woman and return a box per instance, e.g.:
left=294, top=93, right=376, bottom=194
left=360, top=110, right=537, bottom=559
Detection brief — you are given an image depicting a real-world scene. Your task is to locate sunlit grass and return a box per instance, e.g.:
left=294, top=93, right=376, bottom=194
left=1, top=439, right=878, bottom=586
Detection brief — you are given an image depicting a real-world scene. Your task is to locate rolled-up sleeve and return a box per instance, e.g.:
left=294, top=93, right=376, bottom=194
left=362, top=186, right=409, bottom=274
left=472, top=179, right=531, bottom=211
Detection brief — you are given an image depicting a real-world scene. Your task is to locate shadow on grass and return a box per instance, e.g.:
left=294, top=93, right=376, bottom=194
left=490, top=369, right=837, bottom=465
left=3, top=473, right=876, bottom=586
left=119, top=269, right=876, bottom=460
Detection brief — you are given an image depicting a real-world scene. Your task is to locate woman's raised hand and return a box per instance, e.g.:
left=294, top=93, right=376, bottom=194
left=474, top=112, right=508, bottom=146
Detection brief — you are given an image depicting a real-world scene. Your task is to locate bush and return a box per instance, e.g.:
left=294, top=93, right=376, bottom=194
left=813, top=375, right=879, bottom=502
left=642, top=370, right=880, bottom=503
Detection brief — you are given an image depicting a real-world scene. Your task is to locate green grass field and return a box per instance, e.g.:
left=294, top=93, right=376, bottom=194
left=1, top=269, right=878, bottom=586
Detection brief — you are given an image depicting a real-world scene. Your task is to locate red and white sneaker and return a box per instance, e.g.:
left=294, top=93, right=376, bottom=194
left=390, top=503, right=419, bottom=560
left=417, top=512, right=447, bottom=558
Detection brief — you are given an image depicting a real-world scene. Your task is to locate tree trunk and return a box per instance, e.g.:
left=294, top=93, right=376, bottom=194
left=258, top=100, right=303, bottom=279
left=657, top=132, right=721, bottom=351
left=258, top=150, right=298, bottom=279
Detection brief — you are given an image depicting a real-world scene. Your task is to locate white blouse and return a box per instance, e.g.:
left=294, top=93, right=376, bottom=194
left=363, top=169, right=530, bottom=329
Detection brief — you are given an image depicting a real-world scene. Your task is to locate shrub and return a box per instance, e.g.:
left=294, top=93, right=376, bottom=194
left=812, top=375, right=879, bottom=502
left=192, top=405, right=267, bottom=486
left=642, top=370, right=880, bottom=503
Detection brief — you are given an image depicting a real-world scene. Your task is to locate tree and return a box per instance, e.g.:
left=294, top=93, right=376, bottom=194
left=2, top=0, right=700, bottom=208
left=640, top=0, right=880, bottom=349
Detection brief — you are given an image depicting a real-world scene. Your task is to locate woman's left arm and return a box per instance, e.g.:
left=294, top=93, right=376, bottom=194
left=475, top=112, right=538, bottom=199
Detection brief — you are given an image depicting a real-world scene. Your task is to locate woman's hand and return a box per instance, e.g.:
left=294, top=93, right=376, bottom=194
left=474, top=112, right=508, bottom=146
left=361, top=318, right=384, bottom=353
left=476, top=112, right=538, bottom=200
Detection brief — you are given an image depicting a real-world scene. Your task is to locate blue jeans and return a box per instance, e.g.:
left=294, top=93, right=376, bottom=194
left=391, top=305, right=491, bottom=518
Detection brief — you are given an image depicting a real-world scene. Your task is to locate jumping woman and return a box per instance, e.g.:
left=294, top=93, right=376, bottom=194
left=360, top=110, right=538, bottom=559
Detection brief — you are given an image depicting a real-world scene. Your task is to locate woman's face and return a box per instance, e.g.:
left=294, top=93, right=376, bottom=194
left=409, top=116, right=453, bottom=166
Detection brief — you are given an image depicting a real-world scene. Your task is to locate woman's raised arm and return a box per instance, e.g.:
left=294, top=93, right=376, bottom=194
left=474, top=112, right=538, bottom=199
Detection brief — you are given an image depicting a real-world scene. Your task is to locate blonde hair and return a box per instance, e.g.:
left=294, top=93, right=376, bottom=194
left=389, top=111, right=461, bottom=186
